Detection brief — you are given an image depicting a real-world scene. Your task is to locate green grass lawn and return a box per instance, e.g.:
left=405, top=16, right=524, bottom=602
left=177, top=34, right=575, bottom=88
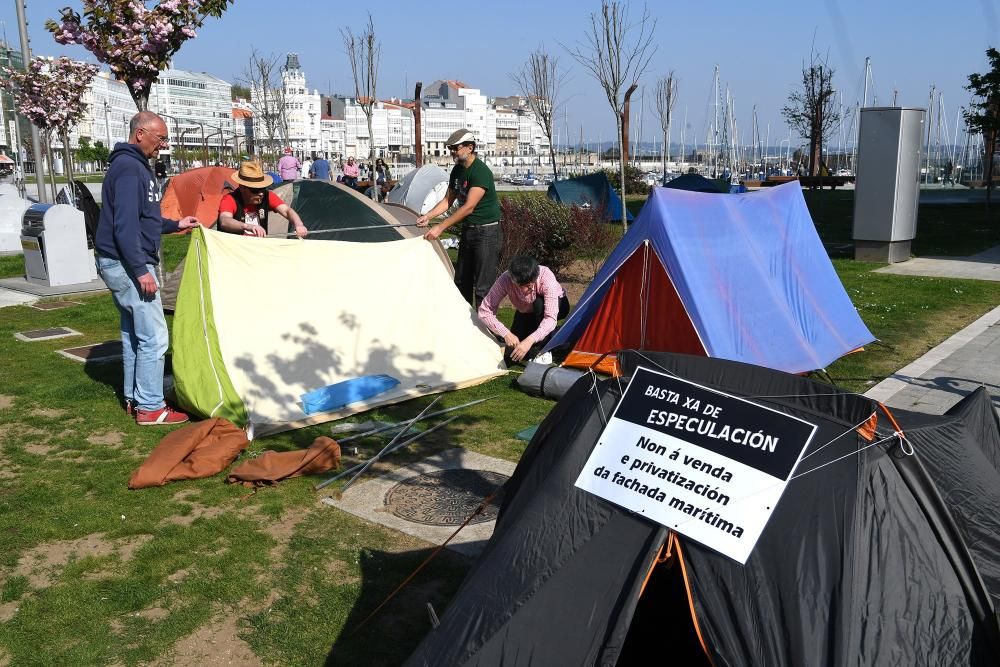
left=0, top=189, right=999, bottom=664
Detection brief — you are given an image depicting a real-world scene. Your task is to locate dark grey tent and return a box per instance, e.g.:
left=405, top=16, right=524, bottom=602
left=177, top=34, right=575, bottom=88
left=662, top=173, right=728, bottom=193
left=271, top=179, right=427, bottom=242
left=405, top=351, right=1000, bottom=666
left=162, top=179, right=450, bottom=310
left=547, top=172, right=633, bottom=222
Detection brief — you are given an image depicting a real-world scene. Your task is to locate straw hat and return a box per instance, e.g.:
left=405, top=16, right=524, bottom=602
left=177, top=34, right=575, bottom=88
left=231, top=161, right=273, bottom=188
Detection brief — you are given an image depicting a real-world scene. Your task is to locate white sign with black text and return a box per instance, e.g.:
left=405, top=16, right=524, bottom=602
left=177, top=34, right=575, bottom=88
left=575, top=366, right=817, bottom=563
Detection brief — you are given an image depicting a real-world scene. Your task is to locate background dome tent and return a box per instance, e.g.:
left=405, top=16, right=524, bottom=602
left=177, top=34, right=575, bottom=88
left=159, top=166, right=236, bottom=228
left=542, top=181, right=875, bottom=376
left=404, top=351, right=1000, bottom=667
left=661, top=172, right=729, bottom=193
left=158, top=166, right=237, bottom=310
left=161, top=178, right=453, bottom=311
left=270, top=179, right=452, bottom=271
left=546, top=171, right=634, bottom=222
left=385, top=164, right=449, bottom=215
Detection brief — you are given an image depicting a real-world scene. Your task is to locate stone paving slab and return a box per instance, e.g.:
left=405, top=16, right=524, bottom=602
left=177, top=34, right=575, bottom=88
left=874, top=245, right=1000, bottom=282
left=322, top=448, right=515, bottom=558
left=0, top=286, right=37, bottom=308
left=0, top=276, right=107, bottom=297
left=865, top=304, right=1000, bottom=414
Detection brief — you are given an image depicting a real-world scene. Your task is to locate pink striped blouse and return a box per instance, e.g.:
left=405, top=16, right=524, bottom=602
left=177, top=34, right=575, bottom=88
left=478, top=265, right=565, bottom=344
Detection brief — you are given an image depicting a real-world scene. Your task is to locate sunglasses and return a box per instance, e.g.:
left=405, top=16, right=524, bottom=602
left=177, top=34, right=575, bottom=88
left=246, top=187, right=267, bottom=195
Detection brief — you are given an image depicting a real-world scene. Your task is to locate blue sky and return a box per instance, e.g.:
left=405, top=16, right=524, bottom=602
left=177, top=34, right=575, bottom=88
left=2, top=0, right=997, bottom=149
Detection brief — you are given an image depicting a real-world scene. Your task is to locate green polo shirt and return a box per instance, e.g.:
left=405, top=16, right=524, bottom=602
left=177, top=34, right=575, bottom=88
left=449, top=157, right=501, bottom=225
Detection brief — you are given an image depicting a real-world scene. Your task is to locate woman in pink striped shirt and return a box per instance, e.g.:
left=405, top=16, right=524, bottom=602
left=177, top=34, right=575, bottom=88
left=478, top=255, right=570, bottom=364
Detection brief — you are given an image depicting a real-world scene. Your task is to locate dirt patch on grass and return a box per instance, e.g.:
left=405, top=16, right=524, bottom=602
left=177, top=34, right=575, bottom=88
left=0, top=451, right=17, bottom=479
left=151, top=610, right=261, bottom=667
left=324, top=559, right=361, bottom=586
left=0, top=396, right=14, bottom=410
left=262, top=510, right=307, bottom=563
left=0, top=425, right=46, bottom=442
left=136, top=606, right=170, bottom=621
left=0, top=601, right=19, bottom=622
left=158, top=503, right=227, bottom=527
left=167, top=567, right=190, bottom=584
left=8, top=533, right=151, bottom=589
left=29, top=408, right=66, bottom=419
left=86, top=432, right=126, bottom=448
left=23, top=443, right=54, bottom=456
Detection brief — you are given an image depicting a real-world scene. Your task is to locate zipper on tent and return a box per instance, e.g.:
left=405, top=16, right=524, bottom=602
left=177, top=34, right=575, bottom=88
left=673, top=533, right=716, bottom=666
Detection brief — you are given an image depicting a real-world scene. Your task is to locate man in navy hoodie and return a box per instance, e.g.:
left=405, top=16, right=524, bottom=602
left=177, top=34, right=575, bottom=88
left=95, top=111, right=198, bottom=425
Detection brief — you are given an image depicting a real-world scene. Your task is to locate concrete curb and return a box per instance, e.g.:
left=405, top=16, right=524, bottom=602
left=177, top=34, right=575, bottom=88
left=864, top=304, right=1000, bottom=404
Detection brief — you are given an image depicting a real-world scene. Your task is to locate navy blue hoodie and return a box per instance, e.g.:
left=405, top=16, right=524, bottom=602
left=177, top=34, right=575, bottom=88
left=95, top=142, right=179, bottom=277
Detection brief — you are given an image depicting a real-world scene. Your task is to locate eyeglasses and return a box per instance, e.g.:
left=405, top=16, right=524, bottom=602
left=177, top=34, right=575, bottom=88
left=247, top=187, right=266, bottom=195
left=141, top=127, right=168, bottom=144
left=448, top=144, right=464, bottom=152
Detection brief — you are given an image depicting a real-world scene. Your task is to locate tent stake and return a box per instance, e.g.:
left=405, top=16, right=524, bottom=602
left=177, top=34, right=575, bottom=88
left=316, top=395, right=441, bottom=491
left=335, top=396, right=498, bottom=445
left=320, top=416, right=459, bottom=494
left=337, top=397, right=443, bottom=492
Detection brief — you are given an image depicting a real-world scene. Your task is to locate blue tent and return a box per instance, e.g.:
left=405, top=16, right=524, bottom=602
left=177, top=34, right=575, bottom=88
left=547, top=172, right=634, bottom=221
left=544, top=181, right=875, bottom=375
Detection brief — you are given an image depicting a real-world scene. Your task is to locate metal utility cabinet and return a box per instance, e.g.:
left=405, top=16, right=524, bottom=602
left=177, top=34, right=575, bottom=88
left=853, top=107, right=925, bottom=263
left=20, top=203, right=98, bottom=286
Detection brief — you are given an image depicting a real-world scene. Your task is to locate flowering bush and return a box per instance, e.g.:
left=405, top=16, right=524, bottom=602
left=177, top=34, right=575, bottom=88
left=46, top=0, right=232, bottom=110
left=0, top=56, right=97, bottom=134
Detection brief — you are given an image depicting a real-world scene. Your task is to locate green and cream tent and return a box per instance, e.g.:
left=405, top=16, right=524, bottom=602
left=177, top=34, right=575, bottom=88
left=172, top=227, right=505, bottom=436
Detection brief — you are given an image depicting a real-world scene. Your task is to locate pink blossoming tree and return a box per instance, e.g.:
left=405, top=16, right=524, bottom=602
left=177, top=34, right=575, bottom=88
left=46, top=0, right=232, bottom=111
left=1, top=56, right=98, bottom=199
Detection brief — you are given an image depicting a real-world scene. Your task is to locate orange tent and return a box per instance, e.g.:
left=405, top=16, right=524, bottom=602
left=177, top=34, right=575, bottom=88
left=160, top=166, right=235, bottom=228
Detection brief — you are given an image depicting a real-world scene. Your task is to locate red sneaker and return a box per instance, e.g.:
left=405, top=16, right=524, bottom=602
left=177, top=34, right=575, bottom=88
left=135, top=405, right=189, bottom=426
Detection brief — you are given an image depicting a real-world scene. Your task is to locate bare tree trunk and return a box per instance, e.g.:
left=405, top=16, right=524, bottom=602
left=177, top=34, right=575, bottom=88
left=43, top=133, right=58, bottom=202
left=368, top=113, right=377, bottom=200
left=62, top=131, right=76, bottom=206
left=622, top=84, right=638, bottom=165
left=414, top=82, right=423, bottom=167
left=617, top=114, right=627, bottom=232
left=986, top=130, right=995, bottom=211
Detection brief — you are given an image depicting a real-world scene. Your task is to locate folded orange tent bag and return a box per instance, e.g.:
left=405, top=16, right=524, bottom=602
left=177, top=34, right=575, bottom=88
left=226, top=436, right=341, bottom=487
left=129, top=418, right=249, bottom=489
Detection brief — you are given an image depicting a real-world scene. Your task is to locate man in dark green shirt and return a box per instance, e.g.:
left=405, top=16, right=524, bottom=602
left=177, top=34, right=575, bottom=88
left=417, top=128, right=503, bottom=305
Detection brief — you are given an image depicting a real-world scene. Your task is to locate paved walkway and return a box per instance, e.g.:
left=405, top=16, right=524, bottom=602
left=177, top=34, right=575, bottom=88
left=866, top=244, right=1000, bottom=414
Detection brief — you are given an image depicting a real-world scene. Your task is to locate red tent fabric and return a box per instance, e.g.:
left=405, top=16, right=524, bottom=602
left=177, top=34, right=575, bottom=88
left=160, top=166, right=234, bottom=228
left=563, top=244, right=706, bottom=374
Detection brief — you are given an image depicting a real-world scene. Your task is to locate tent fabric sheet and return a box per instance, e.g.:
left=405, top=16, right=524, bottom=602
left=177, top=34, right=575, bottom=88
left=544, top=181, right=875, bottom=374
left=547, top=172, right=634, bottom=221
left=386, top=165, right=449, bottom=215
left=172, top=227, right=505, bottom=435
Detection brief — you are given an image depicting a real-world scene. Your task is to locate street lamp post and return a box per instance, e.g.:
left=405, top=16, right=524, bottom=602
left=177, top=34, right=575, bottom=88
left=156, top=112, right=182, bottom=170
left=14, top=0, right=47, bottom=201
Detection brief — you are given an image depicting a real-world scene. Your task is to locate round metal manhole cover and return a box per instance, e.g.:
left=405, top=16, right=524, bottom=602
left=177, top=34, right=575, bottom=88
left=384, top=469, right=509, bottom=526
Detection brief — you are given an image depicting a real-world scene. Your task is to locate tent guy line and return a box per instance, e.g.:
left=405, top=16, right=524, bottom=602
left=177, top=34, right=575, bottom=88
left=268, top=223, right=422, bottom=238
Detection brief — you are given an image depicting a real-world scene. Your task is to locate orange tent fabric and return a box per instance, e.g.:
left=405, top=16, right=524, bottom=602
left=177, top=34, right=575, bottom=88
left=160, top=166, right=235, bottom=228
left=128, top=418, right=249, bottom=489
left=226, top=437, right=341, bottom=487
left=563, top=246, right=706, bottom=375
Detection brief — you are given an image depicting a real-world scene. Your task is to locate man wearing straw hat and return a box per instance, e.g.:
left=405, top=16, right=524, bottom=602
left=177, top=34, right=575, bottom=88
left=218, top=161, right=308, bottom=238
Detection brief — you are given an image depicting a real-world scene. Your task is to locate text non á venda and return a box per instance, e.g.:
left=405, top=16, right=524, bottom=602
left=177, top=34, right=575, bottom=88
left=644, top=383, right=722, bottom=418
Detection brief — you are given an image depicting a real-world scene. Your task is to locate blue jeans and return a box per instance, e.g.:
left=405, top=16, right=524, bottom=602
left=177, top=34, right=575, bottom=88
left=96, top=256, right=169, bottom=411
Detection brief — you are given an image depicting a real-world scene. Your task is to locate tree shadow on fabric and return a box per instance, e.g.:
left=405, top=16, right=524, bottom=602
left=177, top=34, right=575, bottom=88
left=325, top=545, right=472, bottom=667
left=230, top=313, right=459, bottom=430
